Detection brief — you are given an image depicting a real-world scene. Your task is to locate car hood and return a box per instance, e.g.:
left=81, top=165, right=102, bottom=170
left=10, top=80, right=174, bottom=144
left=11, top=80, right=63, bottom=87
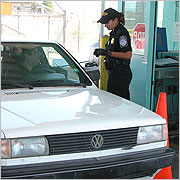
left=1, top=87, right=165, bottom=138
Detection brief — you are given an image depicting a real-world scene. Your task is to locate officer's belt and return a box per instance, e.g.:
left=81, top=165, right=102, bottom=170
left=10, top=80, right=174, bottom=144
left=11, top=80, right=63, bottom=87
left=112, top=58, right=130, bottom=66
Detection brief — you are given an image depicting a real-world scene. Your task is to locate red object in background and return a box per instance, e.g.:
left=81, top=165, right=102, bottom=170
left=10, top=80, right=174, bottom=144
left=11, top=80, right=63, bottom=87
left=153, top=92, right=172, bottom=179
left=133, top=23, right=145, bottom=49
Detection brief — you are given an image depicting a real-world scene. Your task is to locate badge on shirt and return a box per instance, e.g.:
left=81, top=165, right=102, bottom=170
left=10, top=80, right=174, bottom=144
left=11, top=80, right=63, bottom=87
left=111, top=38, right=114, bottom=44
left=119, top=35, right=128, bottom=48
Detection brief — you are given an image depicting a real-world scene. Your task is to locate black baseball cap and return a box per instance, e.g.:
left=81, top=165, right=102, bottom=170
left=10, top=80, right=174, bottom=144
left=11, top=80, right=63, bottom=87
left=97, top=8, right=119, bottom=24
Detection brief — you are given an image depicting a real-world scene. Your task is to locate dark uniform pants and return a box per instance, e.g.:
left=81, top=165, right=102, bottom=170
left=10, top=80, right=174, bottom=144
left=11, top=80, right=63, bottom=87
left=107, top=67, right=132, bottom=100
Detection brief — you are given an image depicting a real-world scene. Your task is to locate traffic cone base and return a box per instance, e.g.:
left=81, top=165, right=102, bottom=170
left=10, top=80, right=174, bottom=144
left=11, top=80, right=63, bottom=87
left=153, top=166, right=172, bottom=179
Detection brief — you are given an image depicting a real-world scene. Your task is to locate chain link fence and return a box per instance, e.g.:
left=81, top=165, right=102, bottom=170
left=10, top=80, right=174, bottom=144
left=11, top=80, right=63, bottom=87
left=1, top=14, right=65, bottom=45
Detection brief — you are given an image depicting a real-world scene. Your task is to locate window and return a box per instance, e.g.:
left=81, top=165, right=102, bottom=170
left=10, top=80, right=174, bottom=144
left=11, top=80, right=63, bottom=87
left=124, top=1, right=146, bottom=55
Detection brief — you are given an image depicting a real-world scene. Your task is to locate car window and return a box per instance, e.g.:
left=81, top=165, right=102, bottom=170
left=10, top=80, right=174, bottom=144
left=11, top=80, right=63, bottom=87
left=1, top=42, right=92, bottom=89
left=42, top=46, right=80, bottom=82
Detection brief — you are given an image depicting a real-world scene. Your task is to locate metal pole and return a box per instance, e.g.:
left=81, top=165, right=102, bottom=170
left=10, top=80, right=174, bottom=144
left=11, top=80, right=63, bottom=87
left=48, top=15, right=50, bottom=40
left=63, top=11, right=66, bottom=47
left=145, top=1, right=158, bottom=110
left=18, top=15, right=20, bottom=36
left=99, top=35, right=109, bottom=90
left=54, top=2, right=66, bottom=46
left=78, top=18, right=80, bottom=52
left=122, top=1, right=125, bottom=13
left=100, top=0, right=105, bottom=38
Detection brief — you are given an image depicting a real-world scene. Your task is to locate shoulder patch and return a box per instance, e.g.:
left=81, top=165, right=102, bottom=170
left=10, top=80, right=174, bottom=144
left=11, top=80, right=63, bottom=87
left=119, top=35, right=128, bottom=48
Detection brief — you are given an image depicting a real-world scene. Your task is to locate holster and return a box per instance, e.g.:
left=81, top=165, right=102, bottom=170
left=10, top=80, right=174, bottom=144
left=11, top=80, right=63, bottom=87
left=104, top=57, right=114, bottom=70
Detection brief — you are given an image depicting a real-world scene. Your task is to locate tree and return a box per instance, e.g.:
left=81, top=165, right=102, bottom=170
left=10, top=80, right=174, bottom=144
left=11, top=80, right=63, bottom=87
left=42, top=1, right=53, bottom=13
left=31, top=2, right=38, bottom=13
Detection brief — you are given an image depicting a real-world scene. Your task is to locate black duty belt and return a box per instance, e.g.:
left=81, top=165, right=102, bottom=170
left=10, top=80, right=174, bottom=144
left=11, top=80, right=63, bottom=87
left=113, top=58, right=130, bottom=66
left=104, top=57, right=130, bottom=70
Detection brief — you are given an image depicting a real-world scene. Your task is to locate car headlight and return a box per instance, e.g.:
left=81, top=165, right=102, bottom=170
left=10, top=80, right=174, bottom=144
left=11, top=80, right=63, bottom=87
left=137, top=124, right=167, bottom=144
left=1, top=137, right=49, bottom=159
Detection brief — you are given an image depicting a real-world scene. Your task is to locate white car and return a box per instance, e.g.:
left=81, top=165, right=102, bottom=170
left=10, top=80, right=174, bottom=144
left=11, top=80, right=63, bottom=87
left=1, top=40, right=174, bottom=179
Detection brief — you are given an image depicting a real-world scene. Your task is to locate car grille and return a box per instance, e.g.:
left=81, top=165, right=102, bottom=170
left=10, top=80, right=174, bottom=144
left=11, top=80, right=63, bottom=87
left=46, top=127, right=139, bottom=155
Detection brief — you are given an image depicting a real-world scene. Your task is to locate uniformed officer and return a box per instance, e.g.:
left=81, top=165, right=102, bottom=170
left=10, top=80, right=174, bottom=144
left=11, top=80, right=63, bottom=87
left=94, top=8, right=132, bottom=100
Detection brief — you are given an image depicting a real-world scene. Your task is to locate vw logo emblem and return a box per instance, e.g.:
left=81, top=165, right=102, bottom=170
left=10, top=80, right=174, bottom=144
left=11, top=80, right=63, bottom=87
left=91, top=134, right=104, bottom=149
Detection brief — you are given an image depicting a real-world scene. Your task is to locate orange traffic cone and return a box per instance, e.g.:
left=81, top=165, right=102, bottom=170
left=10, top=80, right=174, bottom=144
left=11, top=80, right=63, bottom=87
left=153, top=92, right=172, bottom=179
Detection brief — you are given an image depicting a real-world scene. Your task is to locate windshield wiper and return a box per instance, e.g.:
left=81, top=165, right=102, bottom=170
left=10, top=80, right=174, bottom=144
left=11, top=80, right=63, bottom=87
left=1, top=82, right=33, bottom=89
left=73, top=83, right=87, bottom=87
left=28, top=80, right=90, bottom=88
left=65, top=83, right=91, bottom=88
left=27, top=79, right=65, bottom=86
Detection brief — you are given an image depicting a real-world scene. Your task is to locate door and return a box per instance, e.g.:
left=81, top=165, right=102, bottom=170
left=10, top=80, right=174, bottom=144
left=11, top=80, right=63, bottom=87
left=118, top=1, right=158, bottom=109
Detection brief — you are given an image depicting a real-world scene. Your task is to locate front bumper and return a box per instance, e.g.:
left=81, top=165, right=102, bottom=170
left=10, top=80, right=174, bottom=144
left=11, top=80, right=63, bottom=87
left=2, top=147, right=175, bottom=179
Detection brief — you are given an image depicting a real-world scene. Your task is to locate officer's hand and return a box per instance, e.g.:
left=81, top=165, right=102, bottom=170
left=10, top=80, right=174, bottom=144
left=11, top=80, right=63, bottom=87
left=93, top=48, right=109, bottom=57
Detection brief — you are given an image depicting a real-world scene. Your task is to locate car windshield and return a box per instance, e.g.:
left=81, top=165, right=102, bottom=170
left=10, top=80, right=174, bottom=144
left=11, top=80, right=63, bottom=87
left=1, top=42, right=92, bottom=89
